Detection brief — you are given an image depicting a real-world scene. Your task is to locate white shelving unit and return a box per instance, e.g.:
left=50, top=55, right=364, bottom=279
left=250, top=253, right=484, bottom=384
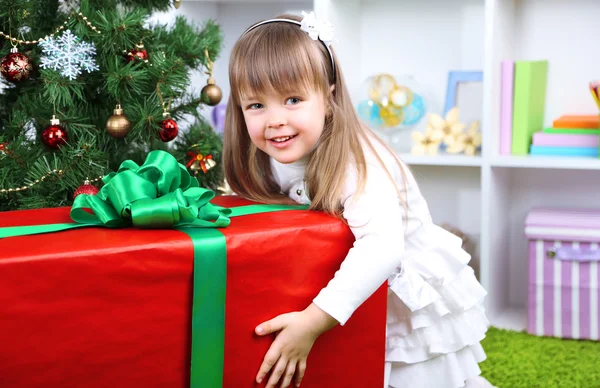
left=315, top=0, right=600, bottom=331
left=401, top=154, right=483, bottom=167
left=162, top=0, right=600, bottom=331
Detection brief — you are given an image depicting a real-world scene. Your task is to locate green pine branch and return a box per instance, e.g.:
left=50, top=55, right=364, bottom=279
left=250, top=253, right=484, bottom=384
left=0, top=0, right=224, bottom=210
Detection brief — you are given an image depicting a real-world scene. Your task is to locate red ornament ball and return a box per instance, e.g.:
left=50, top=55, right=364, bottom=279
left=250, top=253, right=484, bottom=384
left=74, top=180, right=99, bottom=198
left=0, top=49, right=33, bottom=83
left=42, top=123, right=68, bottom=149
left=125, top=48, right=149, bottom=63
left=159, top=117, right=178, bottom=142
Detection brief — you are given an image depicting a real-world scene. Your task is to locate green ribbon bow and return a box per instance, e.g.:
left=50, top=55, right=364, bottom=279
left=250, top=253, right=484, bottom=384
left=0, top=150, right=307, bottom=387
left=0, top=150, right=232, bottom=238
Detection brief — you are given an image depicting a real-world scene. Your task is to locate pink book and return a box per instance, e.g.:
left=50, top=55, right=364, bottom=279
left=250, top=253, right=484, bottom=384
left=499, top=60, right=514, bottom=154
left=532, top=131, right=598, bottom=147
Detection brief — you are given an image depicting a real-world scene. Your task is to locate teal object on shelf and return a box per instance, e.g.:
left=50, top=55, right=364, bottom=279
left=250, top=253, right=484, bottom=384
left=357, top=93, right=426, bottom=129
left=357, top=100, right=384, bottom=127
left=401, top=93, right=426, bottom=126
left=529, top=145, right=598, bottom=157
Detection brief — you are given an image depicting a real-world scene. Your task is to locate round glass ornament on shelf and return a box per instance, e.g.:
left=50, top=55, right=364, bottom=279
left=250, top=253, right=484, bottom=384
left=356, top=74, right=428, bottom=146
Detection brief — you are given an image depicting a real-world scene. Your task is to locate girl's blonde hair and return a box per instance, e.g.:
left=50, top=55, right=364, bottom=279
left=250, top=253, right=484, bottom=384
left=223, top=13, right=406, bottom=218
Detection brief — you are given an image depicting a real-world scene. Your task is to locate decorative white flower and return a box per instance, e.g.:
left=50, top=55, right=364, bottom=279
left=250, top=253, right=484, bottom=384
left=428, top=106, right=465, bottom=146
left=300, top=11, right=334, bottom=46
left=445, top=120, right=482, bottom=156
left=317, top=21, right=334, bottom=44
left=411, top=125, right=444, bottom=156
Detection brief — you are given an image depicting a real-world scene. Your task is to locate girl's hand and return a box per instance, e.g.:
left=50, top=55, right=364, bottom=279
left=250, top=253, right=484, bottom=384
left=255, top=303, right=338, bottom=388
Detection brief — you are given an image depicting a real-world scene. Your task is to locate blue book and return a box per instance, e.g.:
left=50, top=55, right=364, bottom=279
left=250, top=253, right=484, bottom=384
left=530, top=145, right=598, bottom=157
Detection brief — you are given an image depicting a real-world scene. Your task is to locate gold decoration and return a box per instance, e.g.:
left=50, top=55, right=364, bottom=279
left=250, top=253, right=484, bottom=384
left=200, top=49, right=222, bottom=106
left=173, top=0, right=182, bottom=9
left=379, top=105, right=404, bottom=127
left=156, top=83, right=173, bottom=114
left=428, top=106, right=465, bottom=146
left=0, top=172, right=104, bottom=195
left=106, top=104, right=131, bottom=139
left=368, top=74, right=414, bottom=108
left=0, top=137, right=105, bottom=194
left=411, top=125, right=444, bottom=156
left=186, top=151, right=216, bottom=175
left=366, top=73, right=414, bottom=128
left=189, top=158, right=216, bottom=174
left=0, top=12, right=100, bottom=46
left=445, top=120, right=482, bottom=156
left=201, top=83, right=222, bottom=106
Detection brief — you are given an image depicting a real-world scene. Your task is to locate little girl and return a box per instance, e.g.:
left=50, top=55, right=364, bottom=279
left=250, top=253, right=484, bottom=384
left=223, top=12, right=494, bottom=388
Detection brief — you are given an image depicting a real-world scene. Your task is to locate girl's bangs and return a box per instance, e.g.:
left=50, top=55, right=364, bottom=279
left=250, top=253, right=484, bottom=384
left=231, top=31, right=325, bottom=103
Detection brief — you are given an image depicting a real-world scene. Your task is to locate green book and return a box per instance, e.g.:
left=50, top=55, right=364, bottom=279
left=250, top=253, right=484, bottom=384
left=511, top=60, right=548, bottom=155
left=543, top=127, right=600, bottom=135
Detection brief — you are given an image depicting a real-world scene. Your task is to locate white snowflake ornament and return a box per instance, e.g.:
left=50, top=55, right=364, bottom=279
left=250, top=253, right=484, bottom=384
left=39, top=29, right=99, bottom=80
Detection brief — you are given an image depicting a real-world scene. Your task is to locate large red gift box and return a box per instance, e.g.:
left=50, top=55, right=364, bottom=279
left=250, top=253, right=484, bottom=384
left=0, top=196, right=386, bottom=387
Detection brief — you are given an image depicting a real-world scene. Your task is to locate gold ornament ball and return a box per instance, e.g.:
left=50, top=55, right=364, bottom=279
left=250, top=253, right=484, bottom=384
left=201, top=78, right=222, bottom=106
left=106, top=104, right=131, bottom=139
left=173, top=0, right=182, bottom=8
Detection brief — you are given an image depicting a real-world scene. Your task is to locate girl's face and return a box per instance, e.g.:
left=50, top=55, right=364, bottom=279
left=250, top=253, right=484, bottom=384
left=241, top=87, right=326, bottom=164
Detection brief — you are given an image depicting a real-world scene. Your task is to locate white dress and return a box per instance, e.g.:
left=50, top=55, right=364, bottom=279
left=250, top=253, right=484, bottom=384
left=270, top=140, right=491, bottom=388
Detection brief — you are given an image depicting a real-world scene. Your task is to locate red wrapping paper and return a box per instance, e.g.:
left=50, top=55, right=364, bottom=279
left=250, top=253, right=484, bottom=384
left=0, top=196, right=386, bottom=387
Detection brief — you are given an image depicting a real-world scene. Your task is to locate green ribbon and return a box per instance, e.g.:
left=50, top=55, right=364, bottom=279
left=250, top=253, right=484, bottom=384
left=0, top=150, right=308, bottom=387
left=0, top=150, right=232, bottom=239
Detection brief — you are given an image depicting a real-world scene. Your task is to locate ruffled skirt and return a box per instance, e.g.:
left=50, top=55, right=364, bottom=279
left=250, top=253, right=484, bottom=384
left=385, top=224, right=490, bottom=388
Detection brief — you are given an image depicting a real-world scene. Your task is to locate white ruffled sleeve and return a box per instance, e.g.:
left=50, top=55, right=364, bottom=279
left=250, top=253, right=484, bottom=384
left=312, top=160, right=405, bottom=325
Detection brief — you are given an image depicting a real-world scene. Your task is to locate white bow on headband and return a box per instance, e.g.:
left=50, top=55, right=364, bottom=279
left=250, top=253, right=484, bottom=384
left=300, top=11, right=334, bottom=47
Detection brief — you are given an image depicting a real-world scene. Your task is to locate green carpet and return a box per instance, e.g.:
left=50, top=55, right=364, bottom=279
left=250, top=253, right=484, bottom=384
left=480, top=327, right=600, bottom=387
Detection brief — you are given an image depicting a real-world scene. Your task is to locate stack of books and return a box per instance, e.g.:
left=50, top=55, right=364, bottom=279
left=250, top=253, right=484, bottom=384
left=499, top=61, right=600, bottom=158
left=530, top=115, right=599, bottom=157
left=499, top=59, right=548, bottom=156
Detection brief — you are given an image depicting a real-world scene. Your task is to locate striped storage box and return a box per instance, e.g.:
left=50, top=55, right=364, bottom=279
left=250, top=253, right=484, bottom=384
left=525, top=208, right=600, bottom=340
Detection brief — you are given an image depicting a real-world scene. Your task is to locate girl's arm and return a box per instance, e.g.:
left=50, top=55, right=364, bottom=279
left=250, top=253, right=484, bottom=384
left=254, top=160, right=405, bottom=387
left=312, top=160, right=406, bottom=325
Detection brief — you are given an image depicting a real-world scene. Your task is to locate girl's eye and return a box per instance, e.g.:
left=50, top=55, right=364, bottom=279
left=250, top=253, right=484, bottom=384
left=247, top=103, right=263, bottom=110
left=286, top=97, right=301, bottom=105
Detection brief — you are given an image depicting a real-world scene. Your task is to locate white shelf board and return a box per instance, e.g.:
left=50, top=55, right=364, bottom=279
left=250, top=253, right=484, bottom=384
left=491, top=155, right=600, bottom=170
left=399, top=154, right=482, bottom=167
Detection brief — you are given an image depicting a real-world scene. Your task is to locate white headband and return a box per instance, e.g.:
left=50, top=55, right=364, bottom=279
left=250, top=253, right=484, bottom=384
left=242, top=11, right=336, bottom=81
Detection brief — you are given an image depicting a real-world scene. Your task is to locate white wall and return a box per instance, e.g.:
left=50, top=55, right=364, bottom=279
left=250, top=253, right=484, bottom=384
left=357, top=0, right=485, bottom=113
left=512, top=0, right=600, bottom=125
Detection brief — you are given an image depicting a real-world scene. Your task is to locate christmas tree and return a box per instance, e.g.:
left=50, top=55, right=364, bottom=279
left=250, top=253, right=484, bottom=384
left=0, top=0, right=224, bottom=211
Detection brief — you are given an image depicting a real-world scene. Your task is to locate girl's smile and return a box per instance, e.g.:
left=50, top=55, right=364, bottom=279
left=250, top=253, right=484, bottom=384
left=241, top=89, right=326, bottom=164
left=268, top=134, right=298, bottom=148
